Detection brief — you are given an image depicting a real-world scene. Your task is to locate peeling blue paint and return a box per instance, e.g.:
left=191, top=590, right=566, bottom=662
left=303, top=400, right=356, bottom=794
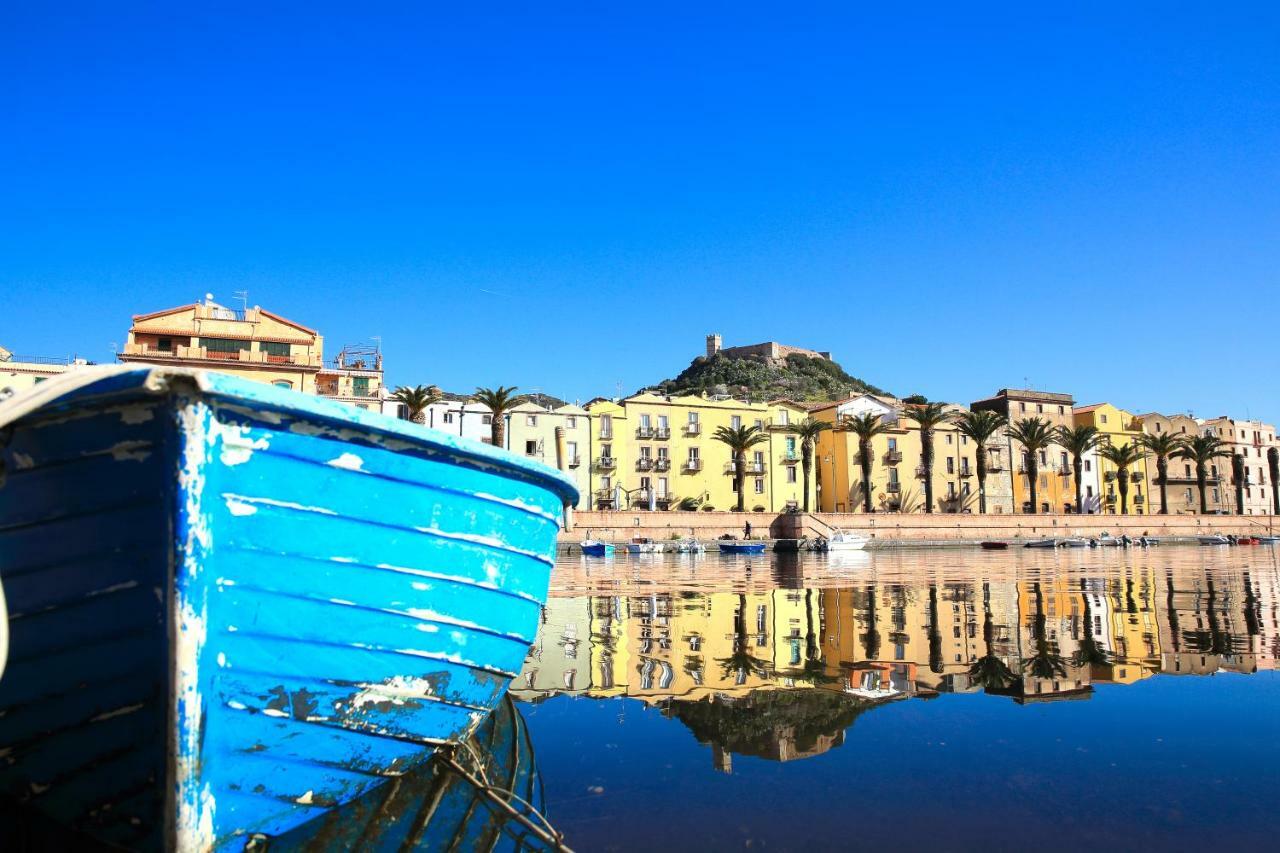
left=0, top=368, right=576, bottom=849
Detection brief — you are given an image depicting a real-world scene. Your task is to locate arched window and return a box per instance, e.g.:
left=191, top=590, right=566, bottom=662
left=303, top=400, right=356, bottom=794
left=272, top=380, right=292, bottom=389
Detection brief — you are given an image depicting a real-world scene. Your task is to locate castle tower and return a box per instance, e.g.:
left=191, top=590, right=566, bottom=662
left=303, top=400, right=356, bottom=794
left=706, top=333, right=722, bottom=358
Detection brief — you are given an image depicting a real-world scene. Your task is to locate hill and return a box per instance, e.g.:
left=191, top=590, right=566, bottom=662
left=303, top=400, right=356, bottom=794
left=652, top=352, right=888, bottom=403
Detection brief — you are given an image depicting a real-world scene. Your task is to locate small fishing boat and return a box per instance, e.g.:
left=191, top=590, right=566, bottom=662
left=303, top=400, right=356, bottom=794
left=1237, top=536, right=1260, bottom=545
left=672, top=537, right=706, bottom=554
left=1199, top=534, right=1231, bottom=545
left=625, top=537, right=662, bottom=555
left=815, top=530, right=870, bottom=552
left=580, top=539, right=615, bottom=557
left=1092, top=533, right=1122, bottom=547
left=0, top=367, right=577, bottom=849
left=1023, top=539, right=1058, bottom=549
left=980, top=541, right=1009, bottom=550
left=1256, top=535, right=1280, bottom=545
left=718, top=540, right=767, bottom=555
left=1059, top=537, right=1090, bottom=548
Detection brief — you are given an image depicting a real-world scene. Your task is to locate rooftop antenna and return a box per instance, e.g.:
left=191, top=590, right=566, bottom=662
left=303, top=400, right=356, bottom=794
left=232, top=290, right=250, bottom=313
left=371, top=335, right=382, bottom=354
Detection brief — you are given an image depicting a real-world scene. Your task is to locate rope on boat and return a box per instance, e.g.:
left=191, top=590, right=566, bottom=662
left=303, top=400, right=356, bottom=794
left=439, top=742, right=574, bottom=852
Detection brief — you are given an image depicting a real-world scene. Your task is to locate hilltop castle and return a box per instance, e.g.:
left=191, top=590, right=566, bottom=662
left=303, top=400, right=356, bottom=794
left=704, top=333, right=832, bottom=367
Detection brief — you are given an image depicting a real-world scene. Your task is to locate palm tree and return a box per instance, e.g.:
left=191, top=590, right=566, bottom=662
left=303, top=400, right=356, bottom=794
left=791, top=418, right=832, bottom=513
left=903, top=401, right=951, bottom=513
left=1024, top=582, right=1068, bottom=681
left=717, top=593, right=772, bottom=682
left=839, top=412, right=891, bottom=513
left=969, top=582, right=1016, bottom=690
left=953, top=410, right=1007, bottom=514
left=1175, top=434, right=1231, bottom=514
left=1269, top=447, right=1280, bottom=515
left=713, top=424, right=769, bottom=512
left=860, top=584, right=881, bottom=660
left=1074, top=580, right=1112, bottom=668
left=1056, top=425, right=1102, bottom=514
left=1140, top=432, right=1187, bottom=515
left=1232, top=453, right=1245, bottom=515
left=1098, top=440, right=1145, bottom=514
left=472, top=385, right=520, bottom=448
left=391, top=384, right=441, bottom=426
left=1007, top=417, right=1056, bottom=514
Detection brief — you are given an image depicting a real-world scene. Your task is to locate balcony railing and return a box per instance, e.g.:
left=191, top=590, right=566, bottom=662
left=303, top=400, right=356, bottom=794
left=915, top=466, right=928, bottom=479
left=636, top=458, right=654, bottom=471
left=654, top=458, right=671, bottom=471
left=887, top=482, right=901, bottom=493
left=636, top=426, right=655, bottom=439
left=724, top=461, right=767, bottom=474
left=883, top=450, right=903, bottom=465
left=1104, top=472, right=1116, bottom=482
left=685, top=422, right=701, bottom=436
left=780, top=452, right=800, bottom=463
left=1105, top=493, right=1117, bottom=503
left=684, top=459, right=703, bottom=472
left=1134, top=494, right=1145, bottom=504
left=986, top=459, right=1004, bottom=472
left=568, top=456, right=581, bottom=468
left=655, top=427, right=671, bottom=439
left=959, top=468, right=973, bottom=478
left=597, top=456, right=616, bottom=469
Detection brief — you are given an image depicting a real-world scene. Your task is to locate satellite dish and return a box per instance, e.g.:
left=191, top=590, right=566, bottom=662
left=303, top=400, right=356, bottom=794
left=205, top=292, right=214, bottom=302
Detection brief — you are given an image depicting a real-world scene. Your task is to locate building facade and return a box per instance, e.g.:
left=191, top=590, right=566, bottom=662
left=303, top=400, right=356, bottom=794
left=505, top=401, right=593, bottom=511
left=0, top=346, right=90, bottom=398
left=972, top=388, right=1077, bottom=514
left=1137, top=413, right=1227, bottom=514
left=1073, top=403, right=1151, bottom=514
left=119, top=297, right=324, bottom=392
left=317, top=344, right=383, bottom=409
left=1199, top=416, right=1278, bottom=515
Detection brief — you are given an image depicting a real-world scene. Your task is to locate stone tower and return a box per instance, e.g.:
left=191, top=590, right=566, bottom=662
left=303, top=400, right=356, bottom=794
left=706, top=333, right=722, bottom=358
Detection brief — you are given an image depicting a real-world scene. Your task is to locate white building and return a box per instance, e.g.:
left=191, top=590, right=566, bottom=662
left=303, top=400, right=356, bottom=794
left=379, top=389, right=493, bottom=444
left=0, top=346, right=90, bottom=399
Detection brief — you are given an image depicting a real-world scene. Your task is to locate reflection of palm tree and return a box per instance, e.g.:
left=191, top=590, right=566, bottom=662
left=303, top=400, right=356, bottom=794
left=860, top=585, right=881, bottom=660
left=969, top=582, right=1017, bottom=690
left=1074, top=580, right=1111, bottom=668
left=927, top=584, right=944, bottom=674
left=1023, top=582, right=1068, bottom=680
left=717, top=593, right=771, bottom=682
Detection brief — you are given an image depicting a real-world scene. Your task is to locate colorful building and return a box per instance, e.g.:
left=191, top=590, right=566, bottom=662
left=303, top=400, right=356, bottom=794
left=380, top=390, right=493, bottom=443
left=1137, top=412, right=1227, bottom=514
left=1199, top=416, right=1278, bottom=515
left=505, top=400, right=593, bottom=511
left=1073, top=403, right=1151, bottom=514
left=972, top=388, right=1077, bottom=514
left=0, top=346, right=90, bottom=398
left=316, top=343, right=383, bottom=409
left=118, top=296, right=324, bottom=392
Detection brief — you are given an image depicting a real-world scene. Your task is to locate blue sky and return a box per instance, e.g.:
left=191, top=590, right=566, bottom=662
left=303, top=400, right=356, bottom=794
left=4, top=3, right=1278, bottom=418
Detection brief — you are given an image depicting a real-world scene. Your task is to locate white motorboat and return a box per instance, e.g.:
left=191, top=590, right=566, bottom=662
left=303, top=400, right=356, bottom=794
left=673, top=537, right=706, bottom=554
left=626, top=537, right=662, bottom=554
left=1198, top=534, right=1231, bottom=546
left=816, top=530, right=870, bottom=552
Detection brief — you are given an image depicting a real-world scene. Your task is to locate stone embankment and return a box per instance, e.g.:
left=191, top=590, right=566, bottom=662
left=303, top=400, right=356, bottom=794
left=563, top=510, right=1280, bottom=549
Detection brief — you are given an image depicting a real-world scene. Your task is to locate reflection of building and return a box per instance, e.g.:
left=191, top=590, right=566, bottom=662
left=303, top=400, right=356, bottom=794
left=119, top=296, right=324, bottom=392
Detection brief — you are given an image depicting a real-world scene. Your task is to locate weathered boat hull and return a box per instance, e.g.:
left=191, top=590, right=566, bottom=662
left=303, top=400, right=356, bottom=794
left=718, top=542, right=766, bottom=555
left=0, top=368, right=576, bottom=850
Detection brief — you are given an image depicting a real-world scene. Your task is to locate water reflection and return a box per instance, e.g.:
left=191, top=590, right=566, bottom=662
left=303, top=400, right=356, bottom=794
left=515, top=548, right=1280, bottom=768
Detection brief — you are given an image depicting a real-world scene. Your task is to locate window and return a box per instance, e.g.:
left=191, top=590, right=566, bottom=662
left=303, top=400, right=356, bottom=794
left=601, top=475, right=611, bottom=490
left=200, top=337, right=248, bottom=354
left=946, top=434, right=953, bottom=445
left=754, top=419, right=764, bottom=430
left=1101, top=414, right=1108, bottom=424
left=962, top=481, right=970, bottom=495
left=157, top=337, right=173, bottom=351
left=785, top=436, right=796, bottom=454
left=1058, top=406, right=1065, bottom=415
left=688, top=412, right=698, bottom=424
left=640, top=446, right=652, bottom=459
left=731, top=416, right=742, bottom=429
left=352, top=377, right=369, bottom=397
left=777, top=410, right=789, bottom=425
left=961, top=435, right=967, bottom=445
left=657, top=446, right=669, bottom=460
left=688, top=447, right=699, bottom=461
left=657, top=477, right=668, bottom=497
left=753, top=450, right=764, bottom=465
left=1019, top=402, right=1026, bottom=412
left=1060, top=452, right=1068, bottom=470
left=1084, top=459, right=1092, bottom=472
left=947, top=482, right=956, bottom=497
left=525, top=440, right=538, bottom=457
left=601, top=443, right=613, bottom=458
left=261, top=341, right=290, bottom=359
left=946, top=456, right=955, bottom=474
left=754, top=478, right=765, bottom=494
left=787, top=467, right=797, bottom=483
left=566, top=416, right=577, bottom=429
left=1212, top=488, right=1220, bottom=502
left=1155, top=423, right=1163, bottom=433
left=1036, top=404, right=1043, bottom=413
left=443, top=412, right=455, bottom=424
left=567, top=440, right=578, bottom=460
left=526, top=414, right=537, bottom=426
left=1039, top=450, right=1047, bottom=465
left=640, top=476, right=651, bottom=490
left=888, top=438, right=898, bottom=450
left=639, top=414, right=651, bottom=429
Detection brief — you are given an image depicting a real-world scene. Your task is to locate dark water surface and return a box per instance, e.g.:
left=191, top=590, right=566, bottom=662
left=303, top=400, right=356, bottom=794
left=514, top=547, right=1280, bottom=852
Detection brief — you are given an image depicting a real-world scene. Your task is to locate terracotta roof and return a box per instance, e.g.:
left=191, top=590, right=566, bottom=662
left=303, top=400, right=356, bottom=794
left=131, top=303, right=199, bottom=322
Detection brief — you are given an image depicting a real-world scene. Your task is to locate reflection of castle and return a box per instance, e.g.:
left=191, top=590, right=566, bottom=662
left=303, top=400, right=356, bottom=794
left=513, top=562, right=1280, bottom=767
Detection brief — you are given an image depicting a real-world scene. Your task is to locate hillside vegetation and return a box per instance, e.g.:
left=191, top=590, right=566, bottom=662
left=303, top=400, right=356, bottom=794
left=653, top=352, right=888, bottom=403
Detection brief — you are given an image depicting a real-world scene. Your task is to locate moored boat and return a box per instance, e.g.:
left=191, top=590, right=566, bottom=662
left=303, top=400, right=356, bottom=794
left=1256, top=535, right=1280, bottom=545
left=718, top=541, right=766, bottom=555
left=580, top=539, right=615, bottom=557
left=815, top=530, right=870, bottom=552
left=1199, top=534, right=1231, bottom=545
left=979, top=541, right=1009, bottom=550
left=625, top=537, right=661, bottom=555
left=1023, top=539, right=1058, bottom=549
left=0, top=367, right=577, bottom=850
left=673, top=537, right=706, bottom=554
left=1059, top=537, right=1090, bottom=548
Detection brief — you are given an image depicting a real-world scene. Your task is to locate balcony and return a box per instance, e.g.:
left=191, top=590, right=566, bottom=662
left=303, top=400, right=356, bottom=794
left=593, top=489, right=616, bottom=509
left=915, top=466, right=928, bottom=479
left=568, top=456, right=581, bottom=468
left=684, top=459, right=703, bottom=472
left=655, top=427, right=671, bottom=440
left=1105, top=493, right=1117, bottom=504
left=685, top=422, right=702, bottom=436
left=1135, top=494, right=1145, bottom=504
left=1104, top=471, right=1116, bottom=482
left=887, top=482, right=901, bottom=493
left=636, top=426, right=655, bottom=439
left=959, top=468, right=973, bottom=478
left=637, top=457, right=654, bottom=471
left=1131, top=471, right=1144, bottom=482
left=121, top=342, right=320, bottom=368
left=654, top=458, right=671, bottom=471
left=986, top=458, right=1004, bottom=472
left=596, top=456, right=616, bottom=469
left=724, top=461, right=767, bottom=475
left=883, top=450, right=903, bottom=465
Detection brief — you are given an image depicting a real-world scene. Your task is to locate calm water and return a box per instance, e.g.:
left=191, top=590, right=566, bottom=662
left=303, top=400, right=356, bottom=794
left=514, top=547, right=1280, bottom=851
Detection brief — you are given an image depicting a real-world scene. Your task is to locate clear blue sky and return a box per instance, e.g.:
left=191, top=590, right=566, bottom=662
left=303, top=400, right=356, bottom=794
left=4, top=3, right=1278, bottom=419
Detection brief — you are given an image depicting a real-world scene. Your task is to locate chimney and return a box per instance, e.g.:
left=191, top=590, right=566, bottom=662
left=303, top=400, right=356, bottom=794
left=706, top=333, right=722, bottom=358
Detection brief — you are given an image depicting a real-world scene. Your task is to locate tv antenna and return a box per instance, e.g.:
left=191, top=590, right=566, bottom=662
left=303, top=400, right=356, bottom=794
left=232, top=290, right=250, bottom=312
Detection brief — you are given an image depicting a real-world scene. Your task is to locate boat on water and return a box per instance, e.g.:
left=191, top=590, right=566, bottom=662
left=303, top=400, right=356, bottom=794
left=580, top=539, right=615, bottom=557
left=718, top=540, right=767, bottom=555
left=1023, top=539, right=1058, bottom=549
left=1256, top=535, right=1280, bottom=545
left=1199, top=534, right=1231, bottom=545
left=815, top=530, right=870, bottom=552
left=0, top=367, right=577, bottom=850
left=672, top=537, right=706, bottom=554
left=1059, top=537, right=1090, bottom=548
left=625, top=537, right=662, bottom=555
left=980, top=541, right=1009, bottom=550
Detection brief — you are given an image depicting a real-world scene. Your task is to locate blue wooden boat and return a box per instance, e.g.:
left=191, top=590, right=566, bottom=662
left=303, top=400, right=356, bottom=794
left=718, top=541, right=766, bottom=555
left=0, top=367, right=577, bottom=850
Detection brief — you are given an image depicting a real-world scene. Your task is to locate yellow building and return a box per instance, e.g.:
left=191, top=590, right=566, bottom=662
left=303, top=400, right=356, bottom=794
left=119, top=296, right=324, bottom=392
left=584, top=393, right=810, bottom=513
left=972, top=388, right=1078, bottom=514
left=316, top=344, right=383, bottom=409
left=1074, top=403, right=1151, bottom=514
left=811, top=394, right=982, bottom=514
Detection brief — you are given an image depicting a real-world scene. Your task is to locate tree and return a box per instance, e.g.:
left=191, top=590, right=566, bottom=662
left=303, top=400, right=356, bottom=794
left=1175, top=434, right=1231, bottom=514
left=713, top=424, right=769, bottom=512
left=1232, top=453, right=1246, bottom=515
left=969, top=582, right=1017, bottom=690
left=1024, top=581, right=1068, bottom=681
left=953, top=410, right=1008, bottom=514
left=1098, top=440, right=1146, bottom=515
left=1140, top=432, right=1187, bottom=515
left=472, top=385, right=520, bottom=448
left=1056, top=425, right=1102, bottom=514
left=839, top=412, right=891, bottom=513
left=391, top=384, right=441, bottom=426
left=1007, top=417, right=1056, bottom=514
left=1074, top=580, right=1112, bottom=668
left=903, top=401, right=951, bottom=514
left=790, top=418, right=832, bottom=513
left=1270, top=447, right=1280, bottom=515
